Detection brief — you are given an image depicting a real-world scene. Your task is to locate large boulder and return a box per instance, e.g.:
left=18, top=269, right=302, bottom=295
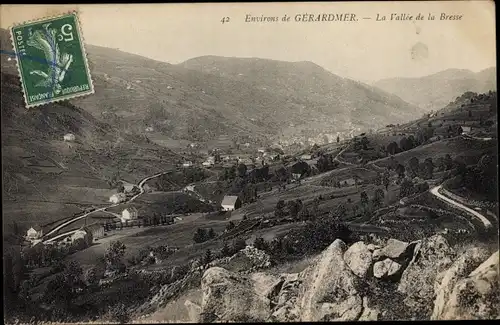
left=270, top=273, right=302, bottom=322
left=200, top=267, right=272, bottom=322
left=397, top=234, right=455, bottom=318
left=344, top=241, right=374, bottom=278
left=299, top=239, right=363, bottom=321
left=433, top=251, right=499, bottom=320
left=381, top=239, right=411, bottom=260
left=373, top=258, right=402, bottom=279
left=431, top=246, right=491, bottom=319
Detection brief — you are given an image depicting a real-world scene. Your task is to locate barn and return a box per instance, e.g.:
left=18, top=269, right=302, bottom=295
left=221, top=196, right=242, bottom=212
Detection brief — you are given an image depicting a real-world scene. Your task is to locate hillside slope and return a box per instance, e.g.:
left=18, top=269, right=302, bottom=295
left=179, top=55, right=421, bottom=143
left=1, top=67, right=180, bottom=232
left=374, top=68, right=497, bottom=110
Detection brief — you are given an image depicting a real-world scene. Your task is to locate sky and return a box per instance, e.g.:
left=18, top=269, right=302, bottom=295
left=1, top=1, right=496, bottom=83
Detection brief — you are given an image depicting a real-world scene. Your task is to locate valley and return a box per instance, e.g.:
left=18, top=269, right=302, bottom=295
left=1, top=26, right=498, bottom=324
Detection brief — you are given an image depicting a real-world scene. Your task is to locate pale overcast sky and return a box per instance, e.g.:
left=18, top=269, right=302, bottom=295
left=1, top=2, right=496, bottom=83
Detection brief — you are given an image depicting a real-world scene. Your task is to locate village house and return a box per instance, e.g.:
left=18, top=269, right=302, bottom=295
left=83, top=223, right=105, bottom=241
left=63, top=133, right=76, bottom=141
left=145, top=126, right=154, bottom=132
left=121, top=207, right=139, bottom=222
left=221, top=195, right=242, bottom=212
left=202, top=161, right=213, bottom=167
left=109, top=193, right=127, bottom=204
left=461, top=126, right=472, bottom=135
left=69, top=229, right=88, bottom=243
left=182, top=161, right=193, bottom=168
left=207, top=156, right=216, bottom=163
left=257, top=148, right=266, bottom=154
left=300, top=154, right=312, bottom=160
left=26, top=225, right=43, bottom=241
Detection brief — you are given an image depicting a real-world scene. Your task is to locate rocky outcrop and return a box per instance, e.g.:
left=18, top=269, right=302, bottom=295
left=373, top=258, right=402, bottom=279
left=431, top=246, right=491, bottom=319
left=344, top=241, right=373, bottom=278
left=182, top=235, right=498, bottom=323
left=200, top=267, right=273, bottom=322
left=299, top=239, right=363, bottom=321
left=432, top=251, right=499, bottom=320
left=398, top=234, right=455, bottom=318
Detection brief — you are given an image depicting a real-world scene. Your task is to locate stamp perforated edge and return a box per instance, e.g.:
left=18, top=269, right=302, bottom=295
left=9, top=10, right=95, bottom=109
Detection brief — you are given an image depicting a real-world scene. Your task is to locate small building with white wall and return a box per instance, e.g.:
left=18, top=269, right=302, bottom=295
left=121, top=207, right=139, bottom=222
left=221, top=195, right=242, bottom=212
left=63, top=133, right=76, bottom=141
left=109, top=193, right=127, bottom=204
left=26, top=226, right=43, bottom=241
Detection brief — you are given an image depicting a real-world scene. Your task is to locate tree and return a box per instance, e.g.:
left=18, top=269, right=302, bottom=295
left=360, top=191, right=369, bottom=206
left=360, top=136, right=370, bottom=150
left=408, top=157, right=420, bottom=178
left=253, top=237, right=268, bottom=251
left=386, top=142, right=399, bottom=155
left=193, top=228, right=208, bottom=243
left=225, top=221, right=235, bottom=232
left=202, top=249, right=213, bottom=265
left=444, top=154, right=453, bottom=170
left=208, top=228, right=216, bottom=239
left=232, top=238, right=246, bottom=252
left=116, top=182, right=125, bottom=193
left=423, top=157, right=434, bottom=179
left=395, top=164, right=406, bottom=179
left=383, top=170, right=390, bottom=190
left=275, top=199, right=286, bottom=217
left=220, top=242, right=231, bottom=258
left=468, top=110, right=472, bottom=117
left=399, top=137, right=412, bottom=152
left=288, top=199, right=303, bottom=219
left=372, top=188, right=385, bottom=208
left=399, top=178, right=414, bottom=198
left=105, top=241, right=126, bottom=273
left=237, top=163, right=247, bottom=178
left=336, top=135, right=340, bottom=143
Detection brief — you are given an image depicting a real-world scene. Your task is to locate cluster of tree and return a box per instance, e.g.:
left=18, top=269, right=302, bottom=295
left=353, top=136, right=370, bottom=151
left=274, top=199, right=309, bottom=220
left=458, top=153, right=497, bottom=201
left=254, top=219, right=355, bottom=260
left=375, top=170, right=391, bottom=190
left=218, top=238, right=247, bottom=260
left=290, top=161, right=311, bottom=177
left=104, top=240, right=127, bottom=274
left=406, top=156, right=435, bottom=180
left=316, top=153, right=339, bottom=173
left=399, top=178, right=430, bottom=198
left=193, top=227, right=218, bottom=243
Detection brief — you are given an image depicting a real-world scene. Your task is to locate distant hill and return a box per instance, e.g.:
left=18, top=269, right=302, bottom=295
left=374, top=68, right=497, bottom=110
left=178, top=55, right=421, bottom=143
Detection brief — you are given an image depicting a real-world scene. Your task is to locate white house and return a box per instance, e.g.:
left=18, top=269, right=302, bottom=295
left=300, top=154, right=312, bottom=160
left=109, top=193, right=126, bottom=204
left=461, top=126, right=472, bottom=135
left=182, top=161, right=193, bottom=168
left=70, top=230, right=87, bottom=243
left=63, top=133, right=76, bottom=142
left=26, top=226, right=43, bottom=241
left=221, top=195, right=242, bottom=212
left=258, top=148, right=266, bottom=153
left=145, top=126, right=154, bottom=132
left=121, top=207, right=139, bottom=222
left=207, top=156, right=216, bottom=163
left=202, top=161, right=213, bottom=167
left=292, top=173, right=302, bottom=181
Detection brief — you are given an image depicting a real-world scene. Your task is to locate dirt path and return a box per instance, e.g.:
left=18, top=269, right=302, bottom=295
left=430, top=185, right=492, bottom=229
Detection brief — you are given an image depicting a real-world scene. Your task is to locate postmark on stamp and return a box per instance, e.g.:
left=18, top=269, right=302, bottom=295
left=10, top=11, right=94, bottom=108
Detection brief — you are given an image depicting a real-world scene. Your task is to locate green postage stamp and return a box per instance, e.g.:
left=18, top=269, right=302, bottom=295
left=10, top=11, right=94, bottom=108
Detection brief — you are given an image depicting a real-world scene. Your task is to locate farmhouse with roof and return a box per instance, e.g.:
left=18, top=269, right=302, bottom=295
left=26, top=225, right=43, bottom=241
left=121, top=207, right=139, bottom=222
left=221, top=195, right=242, bottom=212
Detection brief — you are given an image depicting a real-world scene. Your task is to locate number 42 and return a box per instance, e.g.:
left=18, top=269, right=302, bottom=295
left=221, top=17, right=230, bottom=24
left=57, top=24, right=74, bottom=42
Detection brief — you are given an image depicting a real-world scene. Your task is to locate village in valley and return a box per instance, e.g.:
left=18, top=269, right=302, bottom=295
left=2, top=3, right=499, bottom=324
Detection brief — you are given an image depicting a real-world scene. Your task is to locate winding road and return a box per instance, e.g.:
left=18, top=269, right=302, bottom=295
left=42, top=169, right=178, bottom=243
left=430, top=185, right=492, bottom=229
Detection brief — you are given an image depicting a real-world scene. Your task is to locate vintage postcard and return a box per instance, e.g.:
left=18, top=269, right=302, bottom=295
left=1, top=1, right=497, bottom=324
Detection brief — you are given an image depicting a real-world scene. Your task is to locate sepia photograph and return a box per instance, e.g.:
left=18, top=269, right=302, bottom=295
left=1, top=1, right=498, bottom=323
